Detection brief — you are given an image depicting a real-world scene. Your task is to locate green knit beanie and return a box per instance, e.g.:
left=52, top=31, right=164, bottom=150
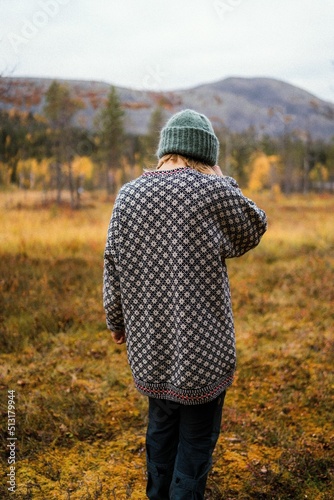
left=157, top=109, right=219, bottom=166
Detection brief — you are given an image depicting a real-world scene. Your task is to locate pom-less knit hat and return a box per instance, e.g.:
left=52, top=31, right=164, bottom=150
left=157, top=109, right=219, bottom=166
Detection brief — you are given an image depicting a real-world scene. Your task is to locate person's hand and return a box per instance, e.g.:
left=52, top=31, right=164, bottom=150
left=111, top=330, right=126, bottom=344
left=211, top=165, right=224, bottom=177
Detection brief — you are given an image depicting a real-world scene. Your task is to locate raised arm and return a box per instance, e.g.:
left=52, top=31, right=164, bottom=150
left=217, top=176, right=267, bottom=258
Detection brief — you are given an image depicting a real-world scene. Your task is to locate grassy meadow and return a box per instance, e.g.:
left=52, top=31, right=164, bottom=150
left=0, top=188, right=333, bottom=499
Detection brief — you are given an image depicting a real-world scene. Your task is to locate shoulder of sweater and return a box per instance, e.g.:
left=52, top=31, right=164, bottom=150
left=190, top=171, right=240, bottom=190
left=116, top=176, right=144, bottom=197
left=221, top=175, right=240, bottom=189
left=182, top=169, right=239, bottom=188
left=116, top=171, right=240, bottom=196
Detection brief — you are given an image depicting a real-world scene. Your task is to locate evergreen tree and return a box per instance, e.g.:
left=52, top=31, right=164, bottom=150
left=44, top=81, right=83, bottom=205
left=95, top=86, right=125, bottom=195
left=143, top=106, right=165, bottom=166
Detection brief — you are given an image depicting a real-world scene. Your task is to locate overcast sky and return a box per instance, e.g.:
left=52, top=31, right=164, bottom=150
left=0, top=0, right=333, bottom=102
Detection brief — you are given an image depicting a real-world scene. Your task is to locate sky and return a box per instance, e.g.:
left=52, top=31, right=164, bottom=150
left=0, top=0, right=333, bottom=102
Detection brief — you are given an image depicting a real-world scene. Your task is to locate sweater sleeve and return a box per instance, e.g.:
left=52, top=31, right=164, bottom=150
left=103, top=195, right=125, bottom=332
left=219, top=176, right=267, bottom=259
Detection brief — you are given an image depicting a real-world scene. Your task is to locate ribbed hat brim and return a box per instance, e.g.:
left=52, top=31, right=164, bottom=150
left=157, top=127, right=219, bottom=166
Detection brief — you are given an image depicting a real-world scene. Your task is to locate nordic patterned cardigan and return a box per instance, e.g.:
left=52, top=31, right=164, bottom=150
left=103, top=167, right=267, bottom=404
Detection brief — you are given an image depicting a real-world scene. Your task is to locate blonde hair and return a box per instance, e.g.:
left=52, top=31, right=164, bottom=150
left=157, top=154, right=216, bottom=175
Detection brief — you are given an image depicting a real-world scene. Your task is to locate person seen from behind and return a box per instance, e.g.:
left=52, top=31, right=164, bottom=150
left=103, top=109, right=267, bottom=499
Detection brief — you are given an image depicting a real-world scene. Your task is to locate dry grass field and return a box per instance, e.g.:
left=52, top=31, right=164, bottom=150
left=0, top=188, right=333, bottom=499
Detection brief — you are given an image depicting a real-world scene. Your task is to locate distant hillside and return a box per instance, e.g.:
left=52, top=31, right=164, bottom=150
left=1, top=76, right=333, bottom=140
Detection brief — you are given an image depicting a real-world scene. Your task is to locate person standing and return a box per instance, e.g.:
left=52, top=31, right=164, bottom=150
left=103, top=109, right=267, bottom=499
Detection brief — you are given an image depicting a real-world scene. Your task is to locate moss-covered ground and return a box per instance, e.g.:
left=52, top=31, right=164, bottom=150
left=0, top=190, right=333, bottom=499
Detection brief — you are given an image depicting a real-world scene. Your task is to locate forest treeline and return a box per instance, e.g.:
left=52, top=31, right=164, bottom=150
left=1, top=80, right=333, bottom=206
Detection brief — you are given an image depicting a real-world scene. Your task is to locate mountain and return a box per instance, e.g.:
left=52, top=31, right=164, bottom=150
left=1, top=76, right=333, bottom=140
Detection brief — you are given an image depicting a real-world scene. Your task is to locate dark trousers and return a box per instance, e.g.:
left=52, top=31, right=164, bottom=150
left=146, top=392, right=225, bottom=499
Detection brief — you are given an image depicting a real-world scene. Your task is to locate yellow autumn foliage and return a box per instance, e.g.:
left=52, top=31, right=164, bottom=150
left=247, top=152, right=282, bottom=192
left=309, top=162, right=329, bottom=182
left=71, top=156, right=94, bottom=180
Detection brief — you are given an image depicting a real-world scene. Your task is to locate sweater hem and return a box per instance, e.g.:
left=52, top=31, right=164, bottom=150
left=133, top=372, right=235, bottom=405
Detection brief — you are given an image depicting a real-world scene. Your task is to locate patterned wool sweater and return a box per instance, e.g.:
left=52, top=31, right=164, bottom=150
left=103, top=167, right=267, bottom=404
